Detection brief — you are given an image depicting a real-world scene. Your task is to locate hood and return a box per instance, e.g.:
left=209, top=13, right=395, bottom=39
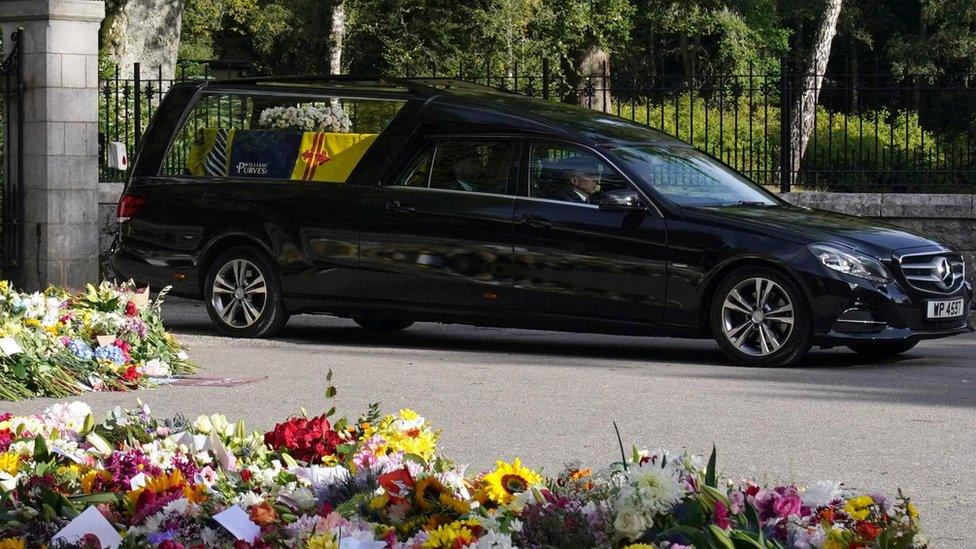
left=683, top=204, right=947, bottom=259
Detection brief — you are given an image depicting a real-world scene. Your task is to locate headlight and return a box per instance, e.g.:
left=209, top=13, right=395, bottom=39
left=809, top=244, right=892, bottom=283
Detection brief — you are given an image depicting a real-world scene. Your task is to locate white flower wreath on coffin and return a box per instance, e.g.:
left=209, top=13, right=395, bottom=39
left=257, top=103, right=352, bottom=133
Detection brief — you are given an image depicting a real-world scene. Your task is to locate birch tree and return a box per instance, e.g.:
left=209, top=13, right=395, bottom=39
left=329, top=1, right=346, bottom=75
left=786, top=0, right=843, bottom=185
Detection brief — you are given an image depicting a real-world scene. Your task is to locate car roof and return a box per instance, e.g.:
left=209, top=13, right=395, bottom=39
left=178, top=76, right=682, bottom=148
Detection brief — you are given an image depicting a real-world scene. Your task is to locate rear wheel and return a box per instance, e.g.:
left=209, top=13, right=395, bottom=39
left=710, top=266, right=813, bottom=367
left=204, top=246, right=288, bottom=338
left=353, top=315, right=414, bottom=333
left=847, top=340, right=918, bottom=359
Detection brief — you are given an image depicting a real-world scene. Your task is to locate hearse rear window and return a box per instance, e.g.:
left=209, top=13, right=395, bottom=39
left=160, top=93, right=404, bottom=182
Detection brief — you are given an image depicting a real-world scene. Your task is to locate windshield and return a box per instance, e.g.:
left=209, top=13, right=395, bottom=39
left=611, top=144, right=778, bottom=207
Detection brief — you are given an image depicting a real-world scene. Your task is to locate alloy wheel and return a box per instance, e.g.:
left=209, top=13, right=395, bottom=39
left=720, top=277, right=795, bottom=357
left=210, top=258, right=268, bottom=328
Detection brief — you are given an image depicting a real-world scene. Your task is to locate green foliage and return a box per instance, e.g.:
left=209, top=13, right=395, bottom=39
left=612, top=92, right=967, bottom=190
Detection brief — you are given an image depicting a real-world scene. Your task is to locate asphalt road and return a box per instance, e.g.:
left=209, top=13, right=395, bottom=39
left=5, top=298, right=976, bottom=546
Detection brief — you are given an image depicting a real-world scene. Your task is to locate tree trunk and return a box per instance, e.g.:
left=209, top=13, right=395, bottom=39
left=576, top=44, right=612, bottom=113
left=102, top=0, right=185, bottom=81
left=787, top=0, right=843, bottom=185
left=329, top=1, right=346, bottom=75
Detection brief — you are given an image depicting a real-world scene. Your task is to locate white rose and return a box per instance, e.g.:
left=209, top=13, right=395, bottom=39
left=613, top=506, right=648, bottom=541
left=192, top=415, right=213, bottom=434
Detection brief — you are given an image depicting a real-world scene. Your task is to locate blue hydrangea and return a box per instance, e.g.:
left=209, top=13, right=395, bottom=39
left=67, top=339, right=93, bottom=360
left=94, top=344, right=125, bottom=365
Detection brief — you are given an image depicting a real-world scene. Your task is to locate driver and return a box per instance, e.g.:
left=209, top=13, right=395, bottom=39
left=551, top=168, right=601, bottom=203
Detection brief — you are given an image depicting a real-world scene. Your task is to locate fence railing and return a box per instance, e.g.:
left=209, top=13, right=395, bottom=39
left=99, top=61, right=976, bottom=192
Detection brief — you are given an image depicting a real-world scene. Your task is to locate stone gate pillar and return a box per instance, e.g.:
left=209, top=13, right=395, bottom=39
left=0, top=0, right=105, bottom=290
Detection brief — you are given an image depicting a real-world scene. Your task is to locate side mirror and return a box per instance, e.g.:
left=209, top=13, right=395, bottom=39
left=599, top=189, right=646, bottom=212
left=107, top=141, right=128, bottom=171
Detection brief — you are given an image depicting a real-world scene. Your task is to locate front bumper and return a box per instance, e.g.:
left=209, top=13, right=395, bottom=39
left=790, top=251, right=974, bottom=347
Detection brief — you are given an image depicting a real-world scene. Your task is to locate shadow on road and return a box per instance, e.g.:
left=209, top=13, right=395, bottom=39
left=163, top=299, right=976, bottom=408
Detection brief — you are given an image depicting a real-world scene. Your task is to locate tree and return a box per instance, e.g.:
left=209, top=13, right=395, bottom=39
left=102, top=0, right=186, bottom=79
left=533, top=0, right=634, bottom=111
left=786, top=0, right=843, bottom=184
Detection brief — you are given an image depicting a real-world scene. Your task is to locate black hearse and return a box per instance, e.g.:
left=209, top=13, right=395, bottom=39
left=109, top=76, right=972, bottom=366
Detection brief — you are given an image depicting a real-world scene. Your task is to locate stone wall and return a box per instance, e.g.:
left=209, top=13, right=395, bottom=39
left=1, top=0, right=106, bottom=289
left=97, top=185, right=975, bottom=278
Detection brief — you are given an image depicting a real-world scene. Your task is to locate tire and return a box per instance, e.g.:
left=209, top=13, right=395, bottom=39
left=353, top=315, right=414, bottom=333
left=709, top=266, right=813, bottom=367
left=204, top=246, right=289, bottom=338
left=847, top=340, right=919, bottom=359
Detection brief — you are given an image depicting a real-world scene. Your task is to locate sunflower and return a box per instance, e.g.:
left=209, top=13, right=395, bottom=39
left=0, top=538, right=25, bottom=549
left=479, top=458, right=542, bottom=505
left=415, top=476, right=471, bottom=515
left=422, top=519, right=483, bottom=549
left=126, top=469, right=187, bottom=505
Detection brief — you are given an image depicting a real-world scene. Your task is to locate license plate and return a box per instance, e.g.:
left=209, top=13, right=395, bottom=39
left=926, top=298, right=964, bottom=319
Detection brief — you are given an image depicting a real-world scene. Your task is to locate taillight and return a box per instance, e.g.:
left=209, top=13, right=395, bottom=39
left=117, top=194, right=145, bottom=222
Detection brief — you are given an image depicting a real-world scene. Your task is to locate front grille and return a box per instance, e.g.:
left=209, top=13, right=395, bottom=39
left=896, top=251, right=966, bottom=294
left=876, top=300, right=971, bottom=330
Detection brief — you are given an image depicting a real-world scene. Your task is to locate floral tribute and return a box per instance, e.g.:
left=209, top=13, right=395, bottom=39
left=0, top=375, right=924, bottom=548
left=258, top=104, right=352, bottom=133
left=0, top=281, right=195, bottom=401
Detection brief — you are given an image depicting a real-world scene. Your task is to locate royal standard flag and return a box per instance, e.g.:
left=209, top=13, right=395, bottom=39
left=290, top=132, right=378, bottom=183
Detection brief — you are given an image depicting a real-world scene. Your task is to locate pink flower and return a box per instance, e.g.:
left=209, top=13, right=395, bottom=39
left=729, top=490, right=745, bottom=514
left=773, top=493, right=802, bottom=518
left=713, top=500, right=731, bottom=529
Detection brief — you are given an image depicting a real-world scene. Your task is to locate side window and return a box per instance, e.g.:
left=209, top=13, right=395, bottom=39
left=428, top=141, right=517, bottom=195
left=393, top=147, right=434, bottom=187
left=160, top=93, right=403, bottom=183
left=529, top=143, right=630, bottom=204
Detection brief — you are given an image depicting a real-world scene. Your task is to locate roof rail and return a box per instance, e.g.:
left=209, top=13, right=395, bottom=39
left=201, top=74, right=508, bottom=96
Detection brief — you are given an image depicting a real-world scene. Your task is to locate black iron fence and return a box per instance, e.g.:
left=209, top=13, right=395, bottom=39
left=99, top=60, right=976, bottom=192
left=1, top=28, right=25, bottom=285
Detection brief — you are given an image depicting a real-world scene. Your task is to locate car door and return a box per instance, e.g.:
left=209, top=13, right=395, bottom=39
left=513, top=141, right=668, bottom=323
left=359, top=137, right=520, bottom=310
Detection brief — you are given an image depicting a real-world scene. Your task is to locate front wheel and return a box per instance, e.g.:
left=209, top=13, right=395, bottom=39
left=847, top=340, right=918, bottom=359
left=204, top=247, right=289, bottom=338
left=710, top=266, right=813, bottom=367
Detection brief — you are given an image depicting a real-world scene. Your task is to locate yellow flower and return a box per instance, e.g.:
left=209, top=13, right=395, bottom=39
left=844, top=495, right=874, bottom=521
left=422, top=519, right=481, bottom=549
left=414, top=476, right=471, bottom=515
left=623, top=544, right=657, bottom=549
left=306, top=534, right=339, bottom=549
left=0, top=453, right=20, bottom=476
left=479, top=458, right=543, bottom=505
left=81, top=470, right=112, bottom=493
left=907, top=502, right=919, bottom=520
left=0, top=538, right=25, bottom=549
left=126, top=470, right=187, bottom=504
left=369, top=493, right=390, bottom=511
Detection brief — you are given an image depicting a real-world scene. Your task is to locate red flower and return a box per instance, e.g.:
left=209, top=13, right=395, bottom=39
left=113, top=339, right=132, bottom=363
left=240, top=469, right=252, bottom=482
left=856, top=520, right=883, bottom=540
left=122, top=365, right=142, bottom=382
left=158, top=542, right=185, bottom=549
left=0, top=429, right=13, bottom=452
left=378, top=467, right=415, bottom=501
left=125, top=300, right=139, bottom=317
left=263, top=414, right=342, bottom=463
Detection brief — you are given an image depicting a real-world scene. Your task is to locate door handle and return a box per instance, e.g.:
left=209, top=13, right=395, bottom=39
left=520, top=215, right=553, bottom=230
left=385, top=200, right=416, bottom=214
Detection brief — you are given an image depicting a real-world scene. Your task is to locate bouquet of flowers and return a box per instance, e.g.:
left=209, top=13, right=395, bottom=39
left=0, top=280, right=194, bottom=401
left=258, top=104, right=352, bottom=133
left=0, top=377, right=925, bottom=548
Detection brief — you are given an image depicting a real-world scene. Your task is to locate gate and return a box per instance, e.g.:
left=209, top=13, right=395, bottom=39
left=0, top=28, right=23, bottom=285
